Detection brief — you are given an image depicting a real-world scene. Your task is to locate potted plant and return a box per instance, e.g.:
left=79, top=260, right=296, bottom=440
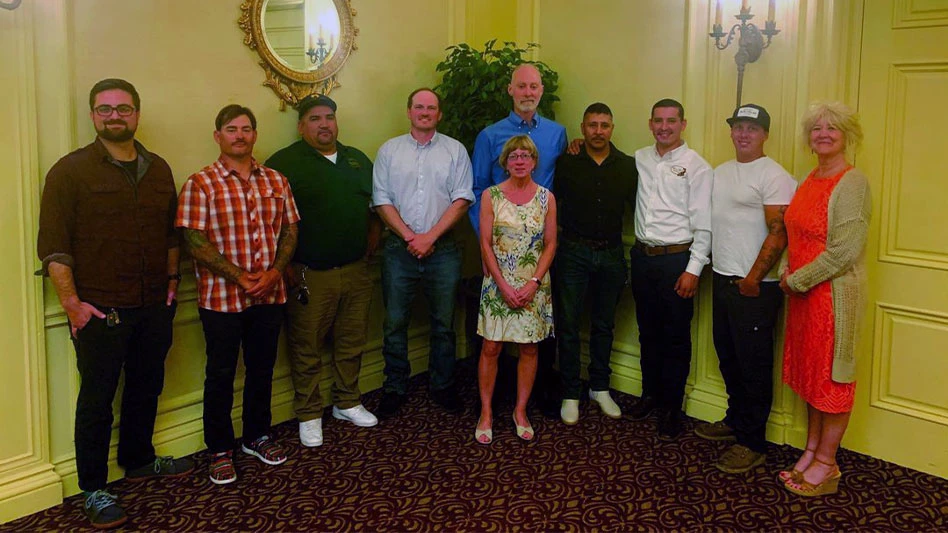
left=434, top=40, right=560, bottom=154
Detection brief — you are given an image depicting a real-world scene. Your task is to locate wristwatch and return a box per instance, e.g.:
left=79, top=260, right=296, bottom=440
left=168, top=273, right=182, bottom=281
left=530, top=276, right=541, bottom=285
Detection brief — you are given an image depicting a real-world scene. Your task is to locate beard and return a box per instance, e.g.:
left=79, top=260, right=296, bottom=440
left=97, top=122, right=136, bottom=142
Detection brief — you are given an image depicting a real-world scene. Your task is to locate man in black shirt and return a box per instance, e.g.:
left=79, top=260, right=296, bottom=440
left=553, top=102, right=638, bottom=425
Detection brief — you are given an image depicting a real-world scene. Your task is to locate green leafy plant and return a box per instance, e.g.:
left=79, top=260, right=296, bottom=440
left=434, top=40, right=560, bottom=154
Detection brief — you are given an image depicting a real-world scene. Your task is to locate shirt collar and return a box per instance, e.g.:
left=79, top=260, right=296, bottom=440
left=214, top=156, right=262, bottom=178
left=651, top=141, right=689, bottom=161
left=578, top=142, right=620, bottom=165
left=505, top=110, right=540, bottom=129
left=93, top=137, right=154, bottom=164
left=407, top=131, right=439, bottom=148
left=300, top=139, right=348, bottom=159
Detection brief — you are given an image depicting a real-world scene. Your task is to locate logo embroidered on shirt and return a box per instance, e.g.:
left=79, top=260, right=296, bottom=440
left=347, top=158, right=362, bottom=169
left=670, top=165, right=686, bottom=177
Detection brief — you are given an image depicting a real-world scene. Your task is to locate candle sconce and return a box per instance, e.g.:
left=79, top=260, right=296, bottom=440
left=710, top=1, right=781, bottom=108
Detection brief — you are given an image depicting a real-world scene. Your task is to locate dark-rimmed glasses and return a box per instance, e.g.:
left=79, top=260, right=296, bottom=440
left=94, top=104, right=136, bottom=117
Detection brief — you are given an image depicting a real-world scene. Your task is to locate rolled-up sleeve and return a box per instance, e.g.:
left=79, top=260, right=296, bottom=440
left=449, top=146, right=475, bottom=203
left=37, top=160, right=77, bottom=275
left=372, top=142, right=394, bottom=207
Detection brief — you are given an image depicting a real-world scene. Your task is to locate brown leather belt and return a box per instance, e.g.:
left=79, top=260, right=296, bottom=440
left=633, top=241, right=692, bottom=257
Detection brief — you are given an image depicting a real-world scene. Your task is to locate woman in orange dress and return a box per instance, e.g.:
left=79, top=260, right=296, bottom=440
left=779, top=102, right=871, bottom=496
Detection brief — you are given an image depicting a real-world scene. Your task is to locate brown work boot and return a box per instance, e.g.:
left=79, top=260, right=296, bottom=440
left=695, top=420, right=737, bottom=442
left=714, top=444, right=766, bottom=474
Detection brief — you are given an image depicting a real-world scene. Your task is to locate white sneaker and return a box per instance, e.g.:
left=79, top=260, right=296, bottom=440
left=299, top=418, right=323, bottom=447
left=589, top=390, right=622, bottom=419
left=561, top=399, right=580, bottom=425
left=332, top=404, right=378, bottom=427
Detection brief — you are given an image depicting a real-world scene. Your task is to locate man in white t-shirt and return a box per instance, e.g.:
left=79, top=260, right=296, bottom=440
left=696, top=104, right=797, bottom=474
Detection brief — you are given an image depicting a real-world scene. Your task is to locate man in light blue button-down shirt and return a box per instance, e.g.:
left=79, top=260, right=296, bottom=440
left=372, top=88, right=474, bottom=418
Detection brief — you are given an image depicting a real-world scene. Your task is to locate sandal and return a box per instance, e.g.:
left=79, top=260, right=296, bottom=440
left=778, top=448, right=816, bottom=484
left=474, top=419, right=493, bottom=445
left=783, top=458, right=842, bottom=497
left=513, top=414, right=534, bottom=441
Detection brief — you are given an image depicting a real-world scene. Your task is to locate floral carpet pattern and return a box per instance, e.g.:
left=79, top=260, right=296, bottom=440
left=5, top=365, right=946, bottom=532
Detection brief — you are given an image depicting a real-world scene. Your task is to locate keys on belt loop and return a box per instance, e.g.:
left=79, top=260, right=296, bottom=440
left=106, top=308, right=121, bottom=327
left=297, top=265, right=310, bottom=306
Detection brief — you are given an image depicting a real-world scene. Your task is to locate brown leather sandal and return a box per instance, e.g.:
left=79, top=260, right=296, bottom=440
left=778, top=448, right=816, bottom=484
left=783, top=458, right=842, bottom=497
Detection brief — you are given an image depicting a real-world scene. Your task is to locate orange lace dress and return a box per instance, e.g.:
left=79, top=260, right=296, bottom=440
left=782, top=168, right=857, bottom=413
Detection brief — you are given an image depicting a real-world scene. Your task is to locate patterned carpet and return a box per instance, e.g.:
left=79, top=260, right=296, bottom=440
left=6, top=361, right=947, bottom=532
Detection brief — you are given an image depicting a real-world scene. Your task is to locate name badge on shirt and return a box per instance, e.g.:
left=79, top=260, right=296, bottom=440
left=670, top=165, right=686, bottom=177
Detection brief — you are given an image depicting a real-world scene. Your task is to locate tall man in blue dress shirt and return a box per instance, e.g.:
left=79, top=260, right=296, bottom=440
left=470, top=63, right=567, bottom=417
left=373, top=88, right=475, bottom=419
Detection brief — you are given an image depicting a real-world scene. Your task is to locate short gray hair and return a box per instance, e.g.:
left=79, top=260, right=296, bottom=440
left=800, top=101, right=863, bottom=153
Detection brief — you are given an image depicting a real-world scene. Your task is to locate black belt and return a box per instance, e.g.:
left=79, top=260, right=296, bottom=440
left=564, top=236, right=620, bottom=251
left=633, top=241, right=692, bottom=256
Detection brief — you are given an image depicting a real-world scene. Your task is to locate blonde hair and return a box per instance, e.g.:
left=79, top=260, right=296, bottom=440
left=499, top=135, right=539, bottom=169
left=800, top=101, right=863, bottom=153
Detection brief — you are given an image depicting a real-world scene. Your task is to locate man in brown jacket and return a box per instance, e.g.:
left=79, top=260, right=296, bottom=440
left=37, top=78, right=193, bottom=530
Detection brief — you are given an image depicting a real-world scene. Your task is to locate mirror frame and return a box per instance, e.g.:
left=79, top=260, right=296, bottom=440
left=239, top=0, right=358, bottom=109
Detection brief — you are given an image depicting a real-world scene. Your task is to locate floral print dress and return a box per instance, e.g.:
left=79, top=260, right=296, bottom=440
left=477, top=185, right=554, bottom=343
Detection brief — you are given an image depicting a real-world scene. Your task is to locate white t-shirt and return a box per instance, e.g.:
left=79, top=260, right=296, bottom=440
left=711, top=156, right=797, bottom=280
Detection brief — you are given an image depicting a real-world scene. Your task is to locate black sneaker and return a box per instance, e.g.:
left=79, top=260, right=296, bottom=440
left=657, top=409, right=683, bottom=441
left=431, top=385, right=463, bottom=414
left=628, top=395, right=658, bottom=420
left=126, top=455, right=196, bottom=481
left=83, top=489, right=127, bottom=530
left=241, top=435, right=288, bottom=465
left=376, top=391, right=407, bottom=420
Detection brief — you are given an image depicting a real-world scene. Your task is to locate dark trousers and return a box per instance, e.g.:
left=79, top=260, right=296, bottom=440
left=712, top=272, right=783, bottom=453
left=629, top=247, right=695, bottom=410
left=199, top=304, right=284, bottom=453
left=381, top=235, right=461, bottom=395
left=72, top=301, right=175, bottom=491
left=556, top=240, right=627, bottom=398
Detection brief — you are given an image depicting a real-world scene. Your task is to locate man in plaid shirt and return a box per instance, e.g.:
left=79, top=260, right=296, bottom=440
left=176, top=104, right=300, bottom=485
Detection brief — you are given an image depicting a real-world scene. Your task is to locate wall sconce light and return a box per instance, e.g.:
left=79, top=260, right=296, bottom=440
left=710, top=0, right=781, bottom=108
left=0, top=0, right=23, bottom=10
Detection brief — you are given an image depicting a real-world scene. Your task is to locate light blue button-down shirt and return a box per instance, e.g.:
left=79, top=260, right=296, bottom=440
left=469, top=111, right=567, bottom=235
left=372, top=132, right=475, bottom=234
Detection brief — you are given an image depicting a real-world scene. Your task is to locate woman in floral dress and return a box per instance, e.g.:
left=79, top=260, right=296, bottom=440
left=475, top=135, right=557, bottom=443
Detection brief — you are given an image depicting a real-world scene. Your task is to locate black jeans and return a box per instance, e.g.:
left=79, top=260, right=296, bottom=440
left=199, top=304, right=283, bottom=453
left=712, top=272, right=783, bottom=453
left=72, top=301, right=175, bottom=491
left=556, top=240, right=627, bottom=398
left=629, top=247, right=695, bottom=410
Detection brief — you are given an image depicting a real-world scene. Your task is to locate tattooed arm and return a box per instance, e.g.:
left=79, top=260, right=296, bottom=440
left=182, top=228, right=253, bottom=290
left=736, top=204, right=789, bottom=297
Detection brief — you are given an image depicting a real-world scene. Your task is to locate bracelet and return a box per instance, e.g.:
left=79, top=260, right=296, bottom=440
left=168, top=273, right=182, bottom=281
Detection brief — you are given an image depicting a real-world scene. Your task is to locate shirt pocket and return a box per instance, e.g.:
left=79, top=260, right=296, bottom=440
left=259, top=187, right=286, bottom=228
left=79, top=180, right=126, bottom=237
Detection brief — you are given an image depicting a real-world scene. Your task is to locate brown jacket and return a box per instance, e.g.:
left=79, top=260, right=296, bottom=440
left=37, top=138, right=178, bottom=307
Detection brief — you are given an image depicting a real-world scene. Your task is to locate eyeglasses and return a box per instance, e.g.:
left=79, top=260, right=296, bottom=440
left=94, top=104, right=136, bottom=117
left=507, top=153, right=534, bottom=161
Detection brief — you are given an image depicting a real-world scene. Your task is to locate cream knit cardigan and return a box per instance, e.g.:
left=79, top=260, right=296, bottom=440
left=782, top=168, right=872, bottom=383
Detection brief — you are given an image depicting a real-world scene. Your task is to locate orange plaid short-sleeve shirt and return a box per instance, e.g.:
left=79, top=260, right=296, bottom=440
left=176, top=158, right=301, bottom=312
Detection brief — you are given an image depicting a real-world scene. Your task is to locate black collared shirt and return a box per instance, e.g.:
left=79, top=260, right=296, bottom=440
left=553, top=142, right=637, bottom=245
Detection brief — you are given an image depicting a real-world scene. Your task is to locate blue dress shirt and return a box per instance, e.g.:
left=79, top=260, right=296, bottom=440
left=372, top=132, right=474, bottom=234
left=469, top=111, right=567, bottom=235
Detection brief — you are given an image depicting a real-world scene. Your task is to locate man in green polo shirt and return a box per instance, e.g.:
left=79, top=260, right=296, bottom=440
left=265, top=95, right=382, bottom=448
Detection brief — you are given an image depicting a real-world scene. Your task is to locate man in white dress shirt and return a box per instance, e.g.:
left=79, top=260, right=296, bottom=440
left=626, top=98, right=712, bottom=441
left=695, top=104, right=796, bottom=473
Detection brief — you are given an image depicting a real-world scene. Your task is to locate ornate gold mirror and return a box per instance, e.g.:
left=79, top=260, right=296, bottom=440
left=239, top=0, right=357, bottom=109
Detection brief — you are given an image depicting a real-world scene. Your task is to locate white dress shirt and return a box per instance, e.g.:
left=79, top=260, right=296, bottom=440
left=633, top=142, right=713, bottom=276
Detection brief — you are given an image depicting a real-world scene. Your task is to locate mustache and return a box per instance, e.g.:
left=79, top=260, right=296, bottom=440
left=105, top=120, right=127, bottom=126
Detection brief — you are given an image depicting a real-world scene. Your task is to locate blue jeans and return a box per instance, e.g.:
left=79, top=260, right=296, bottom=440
left=381, top=234, right=462, bottom=394
left=556, top=240, right=627, bottom=398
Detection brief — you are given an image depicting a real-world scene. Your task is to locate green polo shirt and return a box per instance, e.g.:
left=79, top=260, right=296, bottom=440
left=266, top=140, right=373, bottom=270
